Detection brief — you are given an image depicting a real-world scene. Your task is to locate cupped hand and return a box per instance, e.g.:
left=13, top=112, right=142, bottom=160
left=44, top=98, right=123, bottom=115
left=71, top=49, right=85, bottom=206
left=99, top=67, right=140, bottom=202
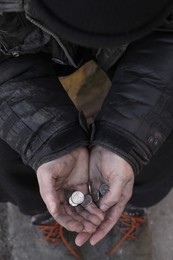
left=75, top=145, right=134, bottom=246
left=36, top=147, right=104, bottom=234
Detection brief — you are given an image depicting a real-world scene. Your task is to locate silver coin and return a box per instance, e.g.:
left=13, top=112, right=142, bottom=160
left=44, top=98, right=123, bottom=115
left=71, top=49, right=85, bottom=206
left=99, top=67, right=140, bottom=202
left=69, top=197, right=78, bottom=207
left=99, top=183, right=109, bottom=196
left=91, top=188, right=100, bottom=202
left=81, top=194, right=92, bottom=207
left=71, top=191, right=84, bottom=204
left=88, top=184, right=92, bottom=194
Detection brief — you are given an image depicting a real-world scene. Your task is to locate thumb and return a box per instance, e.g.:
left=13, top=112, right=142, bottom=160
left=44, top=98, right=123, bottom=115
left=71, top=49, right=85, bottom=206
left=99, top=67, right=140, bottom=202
left=99, top=179, right=125, bottom=212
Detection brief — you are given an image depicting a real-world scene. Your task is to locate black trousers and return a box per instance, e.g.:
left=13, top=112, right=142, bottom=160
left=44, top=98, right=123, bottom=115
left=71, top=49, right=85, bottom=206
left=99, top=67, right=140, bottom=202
left=0, top=131, right=173, bottom=215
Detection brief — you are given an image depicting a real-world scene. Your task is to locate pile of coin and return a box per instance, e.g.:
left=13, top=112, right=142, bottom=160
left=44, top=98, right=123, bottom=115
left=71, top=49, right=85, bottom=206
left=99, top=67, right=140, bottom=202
left=68, top=183, right=109, bottom=207
left=69, top=191, right=84, bottom=207
left=91, top=183, right=109, bottom=202
left=81, top=194, right=92, bottom=207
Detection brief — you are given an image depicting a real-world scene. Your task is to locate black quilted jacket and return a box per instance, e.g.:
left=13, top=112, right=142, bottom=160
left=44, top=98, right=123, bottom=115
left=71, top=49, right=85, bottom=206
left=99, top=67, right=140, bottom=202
left=1, top=0, right=173, bottom=174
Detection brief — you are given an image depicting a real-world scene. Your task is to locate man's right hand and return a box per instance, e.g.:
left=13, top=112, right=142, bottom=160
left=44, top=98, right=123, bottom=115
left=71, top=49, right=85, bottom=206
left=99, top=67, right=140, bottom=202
left=36, top=147, right=104, bottom=235
left=75, top=145, right=134, bottom=246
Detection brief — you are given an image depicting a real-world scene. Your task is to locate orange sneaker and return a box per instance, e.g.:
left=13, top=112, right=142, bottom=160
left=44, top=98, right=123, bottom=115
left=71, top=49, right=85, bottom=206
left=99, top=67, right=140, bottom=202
left=31, top=211, right=80, bottom=259
left=108, top=207, right=147, bottom=256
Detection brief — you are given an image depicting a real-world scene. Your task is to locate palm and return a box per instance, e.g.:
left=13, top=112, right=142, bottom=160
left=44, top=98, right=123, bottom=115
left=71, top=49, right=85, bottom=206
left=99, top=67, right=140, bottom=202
left=37, top=147, right=104, bottom=234
left=88, top=146, right=134, bottom=245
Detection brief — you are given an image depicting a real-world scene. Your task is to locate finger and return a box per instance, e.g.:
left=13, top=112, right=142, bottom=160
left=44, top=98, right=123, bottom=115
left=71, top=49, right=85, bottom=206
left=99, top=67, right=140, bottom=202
left=55, top=212, right=96, bottom=233
left=90, top=181, right=133, bottom=246
left=75, top=232, right=92, bottom=247
left=82, top=203, right=105, bottom=221
left=65, top=204, right=98, bottom=233
left=99, top=175, right=133, bottom=212
left=90, top=200, right=126, bottom=245
left=68, top=209, right=97, bottom=233
left=81, top=221, right=97, bottom=233
left=76, top=206, right=103, bottom=226
left=54, top=213, right=84, bottom=232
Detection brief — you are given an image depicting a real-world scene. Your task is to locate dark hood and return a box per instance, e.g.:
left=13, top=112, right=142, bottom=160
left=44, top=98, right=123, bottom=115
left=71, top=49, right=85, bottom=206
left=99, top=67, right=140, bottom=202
left=31, top=0, right=173, bottom=47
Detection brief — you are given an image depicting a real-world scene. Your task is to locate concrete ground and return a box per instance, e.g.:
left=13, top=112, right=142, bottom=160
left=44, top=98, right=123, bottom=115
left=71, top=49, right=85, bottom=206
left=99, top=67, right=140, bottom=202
left=0, top=62, right=173, bottom=260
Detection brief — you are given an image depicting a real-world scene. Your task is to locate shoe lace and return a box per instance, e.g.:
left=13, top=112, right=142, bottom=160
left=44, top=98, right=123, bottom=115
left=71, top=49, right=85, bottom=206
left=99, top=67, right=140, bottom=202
left=36, top=221, right=80, bottom=259
left=107, top=212, right=147, bottom=256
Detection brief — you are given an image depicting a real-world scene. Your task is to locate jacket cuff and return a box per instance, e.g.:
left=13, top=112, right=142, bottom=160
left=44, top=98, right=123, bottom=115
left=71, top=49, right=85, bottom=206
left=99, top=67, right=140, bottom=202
left=90, top=122, right=152, bottom=174
left=26, top=124, right=89, bottom=171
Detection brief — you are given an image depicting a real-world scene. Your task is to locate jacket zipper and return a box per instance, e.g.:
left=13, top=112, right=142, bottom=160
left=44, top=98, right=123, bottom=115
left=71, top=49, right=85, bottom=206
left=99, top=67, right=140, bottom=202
left=25, top=13, right=77, bottom=68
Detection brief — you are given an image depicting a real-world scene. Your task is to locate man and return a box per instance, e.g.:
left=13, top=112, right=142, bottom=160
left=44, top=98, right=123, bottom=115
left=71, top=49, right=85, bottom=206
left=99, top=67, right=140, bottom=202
left=1, top=0, right=173, bottom=257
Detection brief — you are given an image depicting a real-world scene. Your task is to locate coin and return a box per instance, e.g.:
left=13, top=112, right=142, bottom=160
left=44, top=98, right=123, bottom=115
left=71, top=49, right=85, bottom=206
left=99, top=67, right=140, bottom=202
left=71, top=191, right=84, bottom=204
left=69, top=197, right=78, bottom=207
left=88, top=184, right=92, bottom=194
left=81, top=194, right=92, bottom=207
left=91, top=188, right=100, bottom=202
left=99, top=183, right=109, bottom=196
